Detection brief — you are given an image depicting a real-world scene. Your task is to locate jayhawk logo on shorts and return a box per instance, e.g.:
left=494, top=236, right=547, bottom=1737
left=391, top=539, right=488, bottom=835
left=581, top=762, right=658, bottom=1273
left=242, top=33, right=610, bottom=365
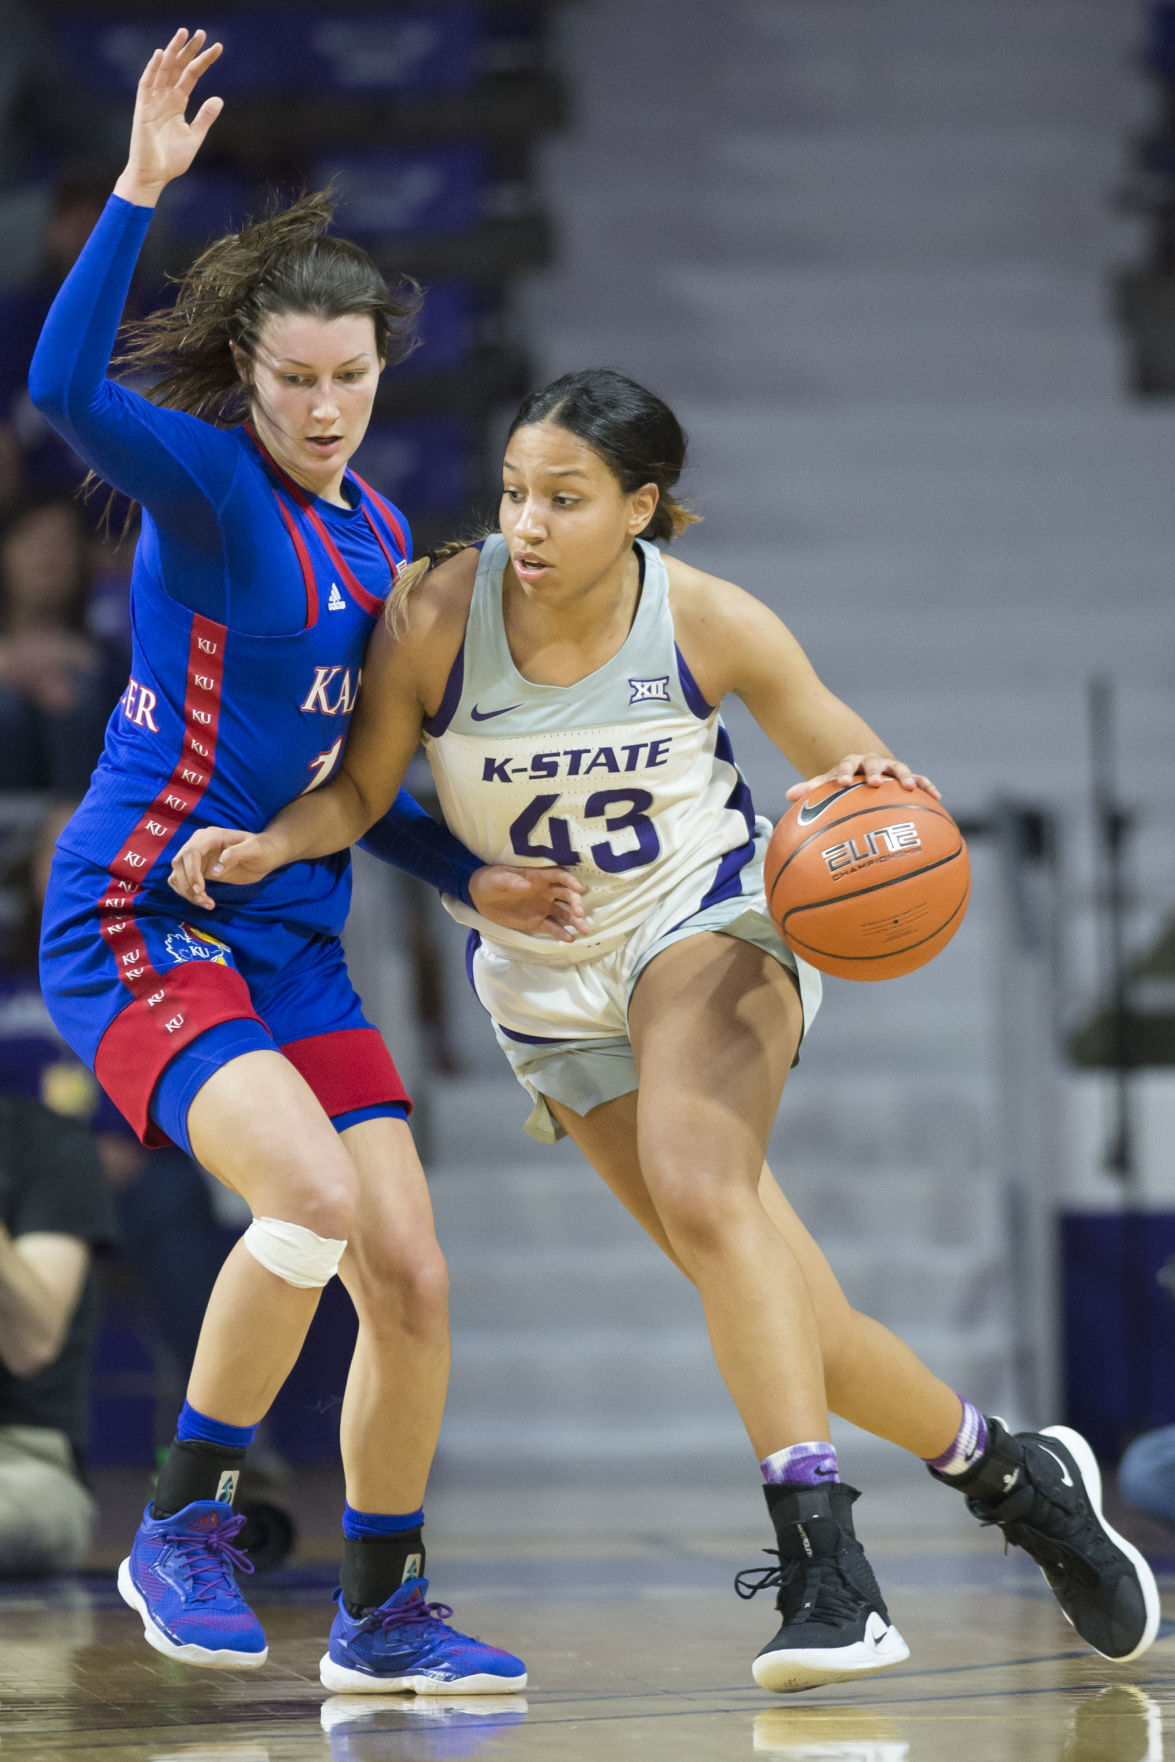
left=164, top=923, right=231, bottom=966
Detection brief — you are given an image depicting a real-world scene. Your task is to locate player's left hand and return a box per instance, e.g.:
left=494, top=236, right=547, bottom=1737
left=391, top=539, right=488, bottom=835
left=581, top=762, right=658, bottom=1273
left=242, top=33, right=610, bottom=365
left=469, top=864, right=589, bottom=943
left=786, top=754, right=940, bottom=801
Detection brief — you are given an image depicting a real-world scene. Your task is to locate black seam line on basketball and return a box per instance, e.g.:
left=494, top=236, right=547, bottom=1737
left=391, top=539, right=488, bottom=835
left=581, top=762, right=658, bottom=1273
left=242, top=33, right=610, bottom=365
left=778, top=842, right=965, bottom=920
left=768, top=828, right=964, bottom=923
left=784, top=881, right=970, bottom=962
left=768, top=804, right=959, bottom=904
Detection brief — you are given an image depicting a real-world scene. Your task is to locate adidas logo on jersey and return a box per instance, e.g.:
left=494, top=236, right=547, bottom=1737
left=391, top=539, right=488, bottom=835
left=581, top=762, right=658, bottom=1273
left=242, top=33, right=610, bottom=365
left=327, top=583, right=346, bottom=612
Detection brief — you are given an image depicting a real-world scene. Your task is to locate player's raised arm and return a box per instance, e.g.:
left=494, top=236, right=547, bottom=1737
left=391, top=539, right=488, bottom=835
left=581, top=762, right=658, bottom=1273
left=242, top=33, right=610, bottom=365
left=27, top=31, right=238, bottom=527
left=113, top=28, right=224, bottom=211
left=669, top=561, right=940, bottom=800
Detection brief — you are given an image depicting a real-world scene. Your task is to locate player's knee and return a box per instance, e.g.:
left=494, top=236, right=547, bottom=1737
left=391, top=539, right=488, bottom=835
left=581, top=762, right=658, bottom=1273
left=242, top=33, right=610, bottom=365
left=243, top=1215, right=349, bottom=1289
left=647, top=1164, right=746, bottom=1262
left=273, top=1164, right=359, bottom=1243
left=352, top=1235, right=450, bottom=1335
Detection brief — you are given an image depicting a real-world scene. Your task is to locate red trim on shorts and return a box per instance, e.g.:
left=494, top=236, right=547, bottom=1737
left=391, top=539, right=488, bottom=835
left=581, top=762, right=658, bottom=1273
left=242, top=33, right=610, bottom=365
left=280, top=1027, right=412, bottom=1119
left=95, top=613, right=236, bottom=1143
left=95, top=961, right=266, bottom=1145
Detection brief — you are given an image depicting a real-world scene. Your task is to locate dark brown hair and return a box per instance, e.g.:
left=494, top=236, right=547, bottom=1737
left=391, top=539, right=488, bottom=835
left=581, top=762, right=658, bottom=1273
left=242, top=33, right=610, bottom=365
left=506, top=369, right=699, bottom=543
left=387, top=368, right=699, bottom=631
left=89, top=187, right=420, bottom=522
left=115, top=186, right=420, bottom=420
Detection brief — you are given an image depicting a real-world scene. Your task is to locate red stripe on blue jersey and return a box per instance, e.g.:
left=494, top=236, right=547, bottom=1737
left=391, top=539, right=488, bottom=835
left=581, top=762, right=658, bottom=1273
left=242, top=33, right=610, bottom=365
left=245, top=424, right=402, bottom=617
left=98, top=613, right=227, bottom=1011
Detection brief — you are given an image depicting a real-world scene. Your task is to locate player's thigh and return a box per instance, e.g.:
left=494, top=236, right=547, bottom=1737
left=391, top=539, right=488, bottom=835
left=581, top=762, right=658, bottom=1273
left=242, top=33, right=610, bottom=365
left=628, top=931, right=803, bottom=1192
left=187, top=1049, right=359, bottom=1236
left=336, top=1116, right=449, bottom=1321
left=546, top=1089, right=682, bottom=1264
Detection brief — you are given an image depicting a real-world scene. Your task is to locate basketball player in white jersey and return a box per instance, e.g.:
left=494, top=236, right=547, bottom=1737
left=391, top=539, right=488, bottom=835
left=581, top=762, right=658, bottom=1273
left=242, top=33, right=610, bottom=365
left=170, top=369, right=1157, bottom=1692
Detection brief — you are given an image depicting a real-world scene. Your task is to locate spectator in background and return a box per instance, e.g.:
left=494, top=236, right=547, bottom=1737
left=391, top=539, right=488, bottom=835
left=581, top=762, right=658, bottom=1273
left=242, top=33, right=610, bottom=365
left=0, top=1090, right=114, bottom=1573
left=1120, top=1428, right=1175, bottom=1531
left=0, top=167, right=120, bottom=508
left=0, top=493, right=121, bottom=794
left=0, top=1, right=124, bottom=297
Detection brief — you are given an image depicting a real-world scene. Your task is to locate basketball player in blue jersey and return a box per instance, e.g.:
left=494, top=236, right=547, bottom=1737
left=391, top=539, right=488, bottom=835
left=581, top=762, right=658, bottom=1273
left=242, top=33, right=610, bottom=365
left=173, top=368, right=1159, bottom=1692
left=31, top=30, right=584, bottom=1688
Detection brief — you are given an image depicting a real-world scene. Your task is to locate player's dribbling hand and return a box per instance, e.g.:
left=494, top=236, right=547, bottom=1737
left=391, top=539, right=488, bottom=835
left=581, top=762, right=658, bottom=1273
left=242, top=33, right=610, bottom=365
left=168, top=826, right=282, bottom=909
left=469, top=865, right=589, bottom=943
left=786, top=754, right=941, bottom=801
left=114, top=28, right=224, bottom=209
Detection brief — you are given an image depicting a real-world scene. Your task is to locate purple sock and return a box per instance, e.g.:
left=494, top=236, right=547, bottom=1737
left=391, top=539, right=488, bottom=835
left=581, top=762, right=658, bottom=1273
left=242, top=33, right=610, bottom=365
left=760, top=1440, right=839, bottom=1485
left=925, top=1398, right=988, bottom=1476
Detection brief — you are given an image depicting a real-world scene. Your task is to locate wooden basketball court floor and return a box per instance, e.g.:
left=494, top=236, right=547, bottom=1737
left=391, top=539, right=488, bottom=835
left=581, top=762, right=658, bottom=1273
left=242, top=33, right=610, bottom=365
left=1, top=1464, right=1172, bottom=1762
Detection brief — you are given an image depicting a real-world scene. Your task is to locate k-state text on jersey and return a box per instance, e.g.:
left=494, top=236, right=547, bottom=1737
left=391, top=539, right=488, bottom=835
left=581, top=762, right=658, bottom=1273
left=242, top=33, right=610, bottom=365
left=481, top=738, right=672, bottom=784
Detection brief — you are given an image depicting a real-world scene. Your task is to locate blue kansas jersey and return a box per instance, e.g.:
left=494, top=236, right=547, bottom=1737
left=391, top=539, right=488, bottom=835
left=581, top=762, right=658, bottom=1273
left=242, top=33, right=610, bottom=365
left=28, top=196, right=411, bottom=938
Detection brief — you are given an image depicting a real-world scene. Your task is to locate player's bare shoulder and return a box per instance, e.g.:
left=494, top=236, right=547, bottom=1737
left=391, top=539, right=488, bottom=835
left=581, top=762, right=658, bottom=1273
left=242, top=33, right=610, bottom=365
left=664, top=553, right=788, bottom=702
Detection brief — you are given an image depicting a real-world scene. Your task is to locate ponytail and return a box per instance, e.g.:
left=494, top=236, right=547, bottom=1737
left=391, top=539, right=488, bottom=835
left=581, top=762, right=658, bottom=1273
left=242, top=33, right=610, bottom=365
left=386, top=537, right=484, bottom=635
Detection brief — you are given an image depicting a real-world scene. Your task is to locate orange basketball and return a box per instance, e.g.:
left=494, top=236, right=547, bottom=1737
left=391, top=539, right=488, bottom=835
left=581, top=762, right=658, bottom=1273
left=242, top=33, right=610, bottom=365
left=764, top=778, right=970, bottom=980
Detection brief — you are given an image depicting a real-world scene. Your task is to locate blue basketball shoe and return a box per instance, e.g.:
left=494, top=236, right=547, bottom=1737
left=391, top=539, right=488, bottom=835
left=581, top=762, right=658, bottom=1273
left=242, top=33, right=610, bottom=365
left=319, top=1578, right=527, bottom=1694
left=117, top=1500, right=268, bottom=1668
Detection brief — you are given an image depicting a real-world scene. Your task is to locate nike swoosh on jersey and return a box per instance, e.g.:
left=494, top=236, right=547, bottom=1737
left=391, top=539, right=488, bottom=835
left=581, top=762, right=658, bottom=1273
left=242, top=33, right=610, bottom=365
left=470, top=703, right=522, bottom=721
left=796, top=781, right=867, bottom=825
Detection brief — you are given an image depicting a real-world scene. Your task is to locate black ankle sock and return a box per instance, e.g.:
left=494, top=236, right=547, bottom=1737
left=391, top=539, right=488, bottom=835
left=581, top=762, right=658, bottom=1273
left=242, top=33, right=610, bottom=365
left=152, top=1438, right=247, bottom=1519
left=341, top=1528, right=426, bottom=1616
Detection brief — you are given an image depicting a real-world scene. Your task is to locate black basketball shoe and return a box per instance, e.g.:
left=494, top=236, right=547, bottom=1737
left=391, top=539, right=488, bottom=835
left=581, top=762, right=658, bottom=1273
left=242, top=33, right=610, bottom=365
left=932, top=1418, right=1160, bottom=1661
left=735, top=1481, right=909, bottom=1693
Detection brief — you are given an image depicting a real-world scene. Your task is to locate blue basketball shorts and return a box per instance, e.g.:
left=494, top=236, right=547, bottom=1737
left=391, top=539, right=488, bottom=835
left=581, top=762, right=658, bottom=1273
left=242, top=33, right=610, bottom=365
left=39, top=846, right=410, bottom=1155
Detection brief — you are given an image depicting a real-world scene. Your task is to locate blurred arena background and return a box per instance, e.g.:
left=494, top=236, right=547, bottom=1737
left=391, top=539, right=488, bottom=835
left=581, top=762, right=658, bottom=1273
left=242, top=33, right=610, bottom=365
left=0, top=0, right=1172, bottom=1535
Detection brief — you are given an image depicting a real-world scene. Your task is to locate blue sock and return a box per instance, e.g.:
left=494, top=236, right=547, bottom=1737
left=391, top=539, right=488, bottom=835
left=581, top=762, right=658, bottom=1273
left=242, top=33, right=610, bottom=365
left=342, top=1502, right=425, bottom=1540
left=176, top=1399, right=257, bottom=1452
left=760, top=1441, right=839, bottom=1486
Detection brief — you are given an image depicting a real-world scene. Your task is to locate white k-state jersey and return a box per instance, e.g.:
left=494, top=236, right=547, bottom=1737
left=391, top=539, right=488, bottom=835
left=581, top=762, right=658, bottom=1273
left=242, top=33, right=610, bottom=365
left=423, top=534, right=771, bottom=966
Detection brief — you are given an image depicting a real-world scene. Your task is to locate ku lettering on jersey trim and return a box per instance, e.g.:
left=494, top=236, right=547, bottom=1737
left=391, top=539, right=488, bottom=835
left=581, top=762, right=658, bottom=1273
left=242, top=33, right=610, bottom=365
left=93, top=615, right=263, bottom=1142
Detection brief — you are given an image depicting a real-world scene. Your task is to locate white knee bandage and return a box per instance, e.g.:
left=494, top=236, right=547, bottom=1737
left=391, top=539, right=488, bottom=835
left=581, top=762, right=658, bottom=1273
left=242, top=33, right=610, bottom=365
left=243, top=1217, right=347, bottom=1289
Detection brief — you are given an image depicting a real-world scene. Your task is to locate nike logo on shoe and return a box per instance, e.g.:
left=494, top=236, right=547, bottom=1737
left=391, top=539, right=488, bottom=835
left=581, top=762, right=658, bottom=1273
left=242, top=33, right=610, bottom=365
left=470, top=703, right=521, bottom=721
left=1038, top=1445, right=1074, bottom=1487
left=796, top=782, right=866, bottom=825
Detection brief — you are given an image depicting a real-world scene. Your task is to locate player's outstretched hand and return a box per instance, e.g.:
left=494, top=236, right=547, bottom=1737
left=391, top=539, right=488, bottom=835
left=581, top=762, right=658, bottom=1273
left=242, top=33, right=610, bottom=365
left=114, top=28, right=224, bottom=208
left=469, top=865, right=589, bottom=943
left=786, top=753, right=941, bottom=802
left=169, top=826, right=282, bottom=910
